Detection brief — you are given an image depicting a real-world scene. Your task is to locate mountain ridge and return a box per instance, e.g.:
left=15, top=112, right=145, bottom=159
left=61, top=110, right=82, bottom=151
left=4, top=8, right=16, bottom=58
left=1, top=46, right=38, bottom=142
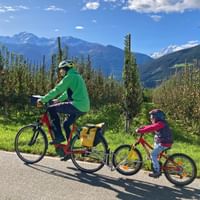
left=151, top=41, right=200, bottom=59
left=0, top=32, right=153, bottom=78
left=141, top=44, right=200, bottom=87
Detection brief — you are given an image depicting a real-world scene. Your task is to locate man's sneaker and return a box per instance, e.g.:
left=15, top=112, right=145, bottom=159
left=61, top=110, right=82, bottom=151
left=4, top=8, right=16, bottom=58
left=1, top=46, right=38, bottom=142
left=49, top=138, right=65, bottom=145
left=55, top=147, right=65, bottom=157
left=149, top=171, right=161, bottom=178
left=60, top=155, right=71, bottom=161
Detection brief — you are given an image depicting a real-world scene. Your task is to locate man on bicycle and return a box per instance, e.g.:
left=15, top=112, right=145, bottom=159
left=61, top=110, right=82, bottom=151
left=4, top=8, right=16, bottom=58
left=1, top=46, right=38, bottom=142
left=37, top=60, right=90, bottom=147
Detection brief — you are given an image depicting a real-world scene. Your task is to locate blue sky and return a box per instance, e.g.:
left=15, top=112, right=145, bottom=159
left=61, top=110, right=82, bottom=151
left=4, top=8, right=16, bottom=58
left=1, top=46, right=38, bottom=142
left=0, top=0, right=200, bottom=56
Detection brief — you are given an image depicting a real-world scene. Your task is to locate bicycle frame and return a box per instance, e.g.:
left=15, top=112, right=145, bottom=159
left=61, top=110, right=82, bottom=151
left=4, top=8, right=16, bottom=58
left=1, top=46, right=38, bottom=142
left=40, top=111, right=88, bottom=156
left=134, top=135, right=153, bottom=160
left=133, top=135, right=180, bottom=172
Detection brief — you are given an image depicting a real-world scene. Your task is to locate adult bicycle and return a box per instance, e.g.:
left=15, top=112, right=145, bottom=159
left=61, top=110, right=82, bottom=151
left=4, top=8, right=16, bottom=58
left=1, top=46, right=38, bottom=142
left=15, top=95, right=109, bottom=173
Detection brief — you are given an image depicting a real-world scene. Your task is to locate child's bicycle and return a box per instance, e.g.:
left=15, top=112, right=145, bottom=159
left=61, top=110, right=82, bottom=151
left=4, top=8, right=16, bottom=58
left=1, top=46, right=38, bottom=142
left=111, top=132, right=197, bottom=186
left=15, top=95, right=109, bottom=173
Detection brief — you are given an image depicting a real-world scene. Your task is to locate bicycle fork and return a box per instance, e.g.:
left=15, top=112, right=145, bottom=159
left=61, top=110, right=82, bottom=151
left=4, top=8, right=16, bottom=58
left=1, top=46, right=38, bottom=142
left=28, top=124, right=41, bottom=146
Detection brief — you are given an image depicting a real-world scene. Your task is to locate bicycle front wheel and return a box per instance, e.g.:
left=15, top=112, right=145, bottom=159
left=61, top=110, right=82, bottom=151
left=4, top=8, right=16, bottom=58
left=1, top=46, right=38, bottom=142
left=163, top=153, right=197, bottom=186
left=15, top=124, right=48, bottom=164
left=70, top=134, right=108, bottom=173
left=112, top=145, right=143, bottom=175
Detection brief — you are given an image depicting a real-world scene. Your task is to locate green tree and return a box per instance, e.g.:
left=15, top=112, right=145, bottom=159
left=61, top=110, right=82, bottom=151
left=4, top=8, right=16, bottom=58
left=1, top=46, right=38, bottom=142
left=122, top=34, right=143, bottom=132
left=49, top=54, right=57, bottom=89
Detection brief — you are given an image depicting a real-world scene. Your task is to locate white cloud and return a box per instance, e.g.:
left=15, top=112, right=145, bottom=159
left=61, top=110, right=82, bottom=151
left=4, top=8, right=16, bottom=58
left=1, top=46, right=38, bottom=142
left=3, top=6, right=16, bottom=12
left=92, top=19, right=97, bottom=23
left=103, top=0, right=126, bottom=9
left=54, top=29, right=60, bottom=32
left=150, top=15, right=162, bottom=22
left=17, top=5, right=29, bottom=10
left=83, top=2, right=100, bottom=10
left=123, top=0, right=200, bottom=13
left=151, top=40, right=200, bottom=58
left=0, top=5, right=29, bottom=13
left=75, top=26, right=84, bottom=30
left=45, top=5, right=65, bottom=12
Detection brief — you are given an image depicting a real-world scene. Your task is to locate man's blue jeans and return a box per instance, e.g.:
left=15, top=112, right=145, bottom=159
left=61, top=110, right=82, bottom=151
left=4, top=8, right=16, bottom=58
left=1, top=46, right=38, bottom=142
left=151, top=143, right=168, bottom=172
left=47, top=102, right=84, bottom=141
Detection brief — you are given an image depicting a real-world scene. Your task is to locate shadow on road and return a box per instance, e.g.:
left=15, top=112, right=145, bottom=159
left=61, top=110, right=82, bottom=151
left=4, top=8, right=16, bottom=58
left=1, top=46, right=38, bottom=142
left=26, top=163, right=200, bottom=200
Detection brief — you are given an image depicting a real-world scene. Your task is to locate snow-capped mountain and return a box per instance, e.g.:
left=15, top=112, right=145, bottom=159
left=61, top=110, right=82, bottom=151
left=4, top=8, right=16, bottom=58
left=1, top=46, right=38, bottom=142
left=0, top=32, right=153, bottom=78
left=0, top=32, right=54, bottom=46
left=141, top=44, right=200, bottom=87
left=0, top=32, right=97, bottom=47
left=151, top=41, right=200, bottom=59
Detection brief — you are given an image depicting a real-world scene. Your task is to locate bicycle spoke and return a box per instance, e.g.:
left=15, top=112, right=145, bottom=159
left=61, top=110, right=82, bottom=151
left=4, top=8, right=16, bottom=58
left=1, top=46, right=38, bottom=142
left=163, top=153, right=197, bottom=186
left=15, top=125, right=48, bottom=164
left=70, top=134, right=108, bottom=173
left=112, top=145, right=143, bottom=175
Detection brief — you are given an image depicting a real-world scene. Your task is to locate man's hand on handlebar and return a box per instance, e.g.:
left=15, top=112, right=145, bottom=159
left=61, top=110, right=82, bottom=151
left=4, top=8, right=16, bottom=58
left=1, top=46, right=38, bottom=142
left=52, top=99, right=60, bottom=104
left=37, top=99, right=43, bottom=108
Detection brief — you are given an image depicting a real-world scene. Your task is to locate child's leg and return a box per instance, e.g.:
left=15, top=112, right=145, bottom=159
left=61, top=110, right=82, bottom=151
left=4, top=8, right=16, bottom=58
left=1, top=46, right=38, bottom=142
left=151, top=144, right=168, bottom=172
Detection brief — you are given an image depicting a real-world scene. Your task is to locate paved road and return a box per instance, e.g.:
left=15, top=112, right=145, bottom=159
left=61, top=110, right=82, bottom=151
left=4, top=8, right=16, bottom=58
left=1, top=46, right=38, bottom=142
left=0, top=150, right=199, bottom=200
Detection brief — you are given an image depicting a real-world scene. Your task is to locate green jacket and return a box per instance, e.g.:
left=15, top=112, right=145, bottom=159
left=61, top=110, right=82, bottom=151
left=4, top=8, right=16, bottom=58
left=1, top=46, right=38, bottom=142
left=41, top=68, right=90, bottom=112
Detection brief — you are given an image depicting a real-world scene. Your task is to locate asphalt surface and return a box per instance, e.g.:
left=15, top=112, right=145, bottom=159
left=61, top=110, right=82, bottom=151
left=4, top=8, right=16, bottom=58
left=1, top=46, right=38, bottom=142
left=0, top=150, right=199, bottom=200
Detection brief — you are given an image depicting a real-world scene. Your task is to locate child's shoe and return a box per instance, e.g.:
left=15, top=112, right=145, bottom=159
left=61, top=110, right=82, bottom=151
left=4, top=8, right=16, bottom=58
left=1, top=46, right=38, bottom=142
left=149, top=171, right=161, bottom=178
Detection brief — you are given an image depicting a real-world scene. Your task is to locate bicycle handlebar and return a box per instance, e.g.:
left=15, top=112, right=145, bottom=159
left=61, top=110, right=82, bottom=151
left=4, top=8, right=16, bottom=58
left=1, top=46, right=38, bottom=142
left=134, top=131, right=144, bottom=139
left=30, top=95, right=51, bottom=109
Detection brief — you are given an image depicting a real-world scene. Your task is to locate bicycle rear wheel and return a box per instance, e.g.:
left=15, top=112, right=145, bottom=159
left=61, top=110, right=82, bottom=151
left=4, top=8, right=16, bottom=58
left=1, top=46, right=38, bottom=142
left=15, top=124, right=48, bottom=164
left=70, top=134, right=108, bottom=173
left=163, top=153, right=197, bottom=186
left=112, top=145, right=143, bottom=175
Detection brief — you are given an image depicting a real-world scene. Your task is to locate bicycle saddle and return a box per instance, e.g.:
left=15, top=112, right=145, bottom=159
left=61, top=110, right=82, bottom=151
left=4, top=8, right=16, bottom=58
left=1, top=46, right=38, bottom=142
left=85, top=122, right=105, bottom=128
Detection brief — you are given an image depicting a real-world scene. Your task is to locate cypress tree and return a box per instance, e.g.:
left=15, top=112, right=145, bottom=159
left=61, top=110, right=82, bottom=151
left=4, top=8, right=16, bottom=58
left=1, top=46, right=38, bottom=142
left=49, top=54, right=57, bottom=89
left=122, top=34, right=143, bottom=132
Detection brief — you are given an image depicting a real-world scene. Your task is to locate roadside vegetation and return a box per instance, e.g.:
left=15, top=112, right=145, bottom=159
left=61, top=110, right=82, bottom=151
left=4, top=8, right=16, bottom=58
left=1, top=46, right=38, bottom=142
left=153, top=65, right=200, bottom=135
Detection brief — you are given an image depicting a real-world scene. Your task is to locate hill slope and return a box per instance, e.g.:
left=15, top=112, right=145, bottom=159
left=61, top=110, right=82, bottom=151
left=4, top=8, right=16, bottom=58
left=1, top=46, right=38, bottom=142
left=140, top=45, right=200, bottom=87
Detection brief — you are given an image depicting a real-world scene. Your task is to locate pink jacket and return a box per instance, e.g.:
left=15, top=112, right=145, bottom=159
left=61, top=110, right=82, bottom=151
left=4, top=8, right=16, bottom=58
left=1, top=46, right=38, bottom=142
left=137, top=121, right=173, bottom=147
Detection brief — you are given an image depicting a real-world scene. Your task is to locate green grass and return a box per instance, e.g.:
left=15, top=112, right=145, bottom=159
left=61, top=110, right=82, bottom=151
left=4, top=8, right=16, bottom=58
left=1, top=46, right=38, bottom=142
left=0, top=104, right=199, bottom=177
left=0, top=116, right=57, bottom=156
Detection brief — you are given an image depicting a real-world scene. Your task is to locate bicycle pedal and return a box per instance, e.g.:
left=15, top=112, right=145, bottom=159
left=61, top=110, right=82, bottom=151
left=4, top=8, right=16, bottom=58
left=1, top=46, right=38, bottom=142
left=55, top=147, right=65, bottom=157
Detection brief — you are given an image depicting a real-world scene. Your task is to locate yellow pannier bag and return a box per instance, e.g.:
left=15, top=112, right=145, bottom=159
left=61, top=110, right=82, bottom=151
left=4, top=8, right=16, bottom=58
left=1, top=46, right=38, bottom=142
left=80, top=127, right=97, bottom=147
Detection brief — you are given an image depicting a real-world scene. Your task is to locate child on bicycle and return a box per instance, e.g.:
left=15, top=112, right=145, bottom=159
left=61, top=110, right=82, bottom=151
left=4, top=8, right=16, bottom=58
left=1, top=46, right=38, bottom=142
left=136, top=109, right=173, bottom=178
